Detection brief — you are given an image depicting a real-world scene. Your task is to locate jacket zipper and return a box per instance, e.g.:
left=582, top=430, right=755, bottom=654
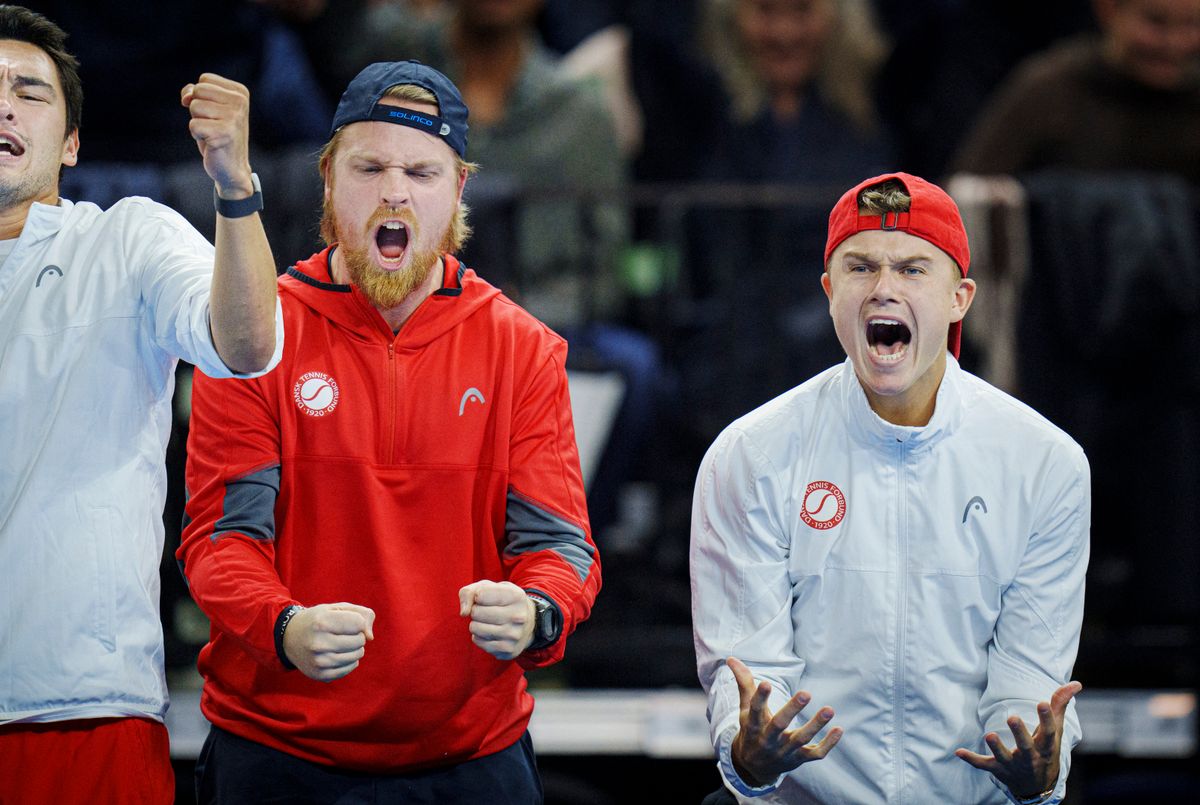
left=387, top=343, right=396, bottom=464
left=893, top=439, right=909, bottom=803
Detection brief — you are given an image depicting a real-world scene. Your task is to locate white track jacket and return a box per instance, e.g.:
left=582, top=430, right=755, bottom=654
left=692, top=357, right=1089, bottom=804
left=0, top=198, right=282, bottom=724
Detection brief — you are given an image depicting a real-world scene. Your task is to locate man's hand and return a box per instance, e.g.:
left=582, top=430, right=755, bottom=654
left=727, top=656, right=842, bottom=786
left=282, top=603, right=375, bottom=682
left=458, top=580, right=535, bottom=661
left=955, top=681, right=1082, bottom=799
left=180, top=74, right=254, bottom=198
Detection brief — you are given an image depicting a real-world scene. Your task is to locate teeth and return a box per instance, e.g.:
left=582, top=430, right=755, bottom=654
left=382, top=221, right=402, bottom=230
left=871, top=344, right=907, bottom=361
left=869, top=318, right=902, bottom=326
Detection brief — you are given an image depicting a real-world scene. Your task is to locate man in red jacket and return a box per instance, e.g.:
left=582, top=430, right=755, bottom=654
left=178, top=60, right=601, bottom=804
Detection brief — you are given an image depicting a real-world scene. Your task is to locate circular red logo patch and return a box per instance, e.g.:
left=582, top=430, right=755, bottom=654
left=293, top=371, right=339, bottom=417
left=800, top=481, right=846, bottom=530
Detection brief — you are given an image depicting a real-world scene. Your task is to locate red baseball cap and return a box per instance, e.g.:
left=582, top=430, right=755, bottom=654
left=823, top=172, right=971, bottom=358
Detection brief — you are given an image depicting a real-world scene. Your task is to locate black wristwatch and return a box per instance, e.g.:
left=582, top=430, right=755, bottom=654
left=214, top=172, right=263, bottom=218
left=524, top=590, right=562, bottom=651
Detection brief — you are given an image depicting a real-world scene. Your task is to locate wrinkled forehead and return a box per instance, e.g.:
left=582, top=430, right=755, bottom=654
left=0, top=39, right=63, bottom=90
left=829, top=229, right=961, bottom=272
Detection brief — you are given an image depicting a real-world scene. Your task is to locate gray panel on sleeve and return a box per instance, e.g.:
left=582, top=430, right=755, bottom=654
left=212, top=465, right=280, bottom=543
left=505, top=490, right=595, bottom=581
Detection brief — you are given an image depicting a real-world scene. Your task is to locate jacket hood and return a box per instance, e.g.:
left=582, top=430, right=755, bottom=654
left=279, top=247, right=501, bottom=348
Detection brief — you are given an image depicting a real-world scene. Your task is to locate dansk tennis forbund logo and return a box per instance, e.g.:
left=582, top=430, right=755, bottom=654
left=294, top=371, right=340, bottom=416
left=801, top=481, right=846, bottom=530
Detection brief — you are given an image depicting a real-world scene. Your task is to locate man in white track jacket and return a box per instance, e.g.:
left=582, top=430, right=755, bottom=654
left=692, top=172, right=1089, bottom=804
left=0, top=6, right=282, bottom=803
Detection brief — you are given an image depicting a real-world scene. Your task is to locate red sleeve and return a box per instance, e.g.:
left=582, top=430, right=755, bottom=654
left=504, top=337, right=602, bottom=669
left=177, top=367, right=298, bottom=669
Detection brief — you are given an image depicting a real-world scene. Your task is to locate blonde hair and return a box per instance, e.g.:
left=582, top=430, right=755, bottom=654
left=319, top=84, right=479, bottom=251
left=701, top=0, right=889, bottom=131
left=857, top=179, right=911, bottom=214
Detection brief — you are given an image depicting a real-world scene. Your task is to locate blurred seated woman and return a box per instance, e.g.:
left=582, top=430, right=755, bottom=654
left=679, top=0, right=896, bottom=441
left=701, top=0, right=894, bottom=185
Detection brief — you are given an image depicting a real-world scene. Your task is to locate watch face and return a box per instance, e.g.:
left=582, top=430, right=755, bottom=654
left=528, top=595, right=561, bottom=648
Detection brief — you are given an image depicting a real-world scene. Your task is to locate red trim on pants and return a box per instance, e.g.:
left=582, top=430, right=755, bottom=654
left=0, top=717, right=173, bottom=805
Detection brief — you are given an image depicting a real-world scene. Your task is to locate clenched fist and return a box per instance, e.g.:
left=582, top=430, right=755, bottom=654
left=458, top=580, right=536, bottom=661
left=282, top=602, right=375, bottom=682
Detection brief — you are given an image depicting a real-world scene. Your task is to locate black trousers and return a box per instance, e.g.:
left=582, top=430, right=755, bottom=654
left=195, top=724, right=543, bottom=804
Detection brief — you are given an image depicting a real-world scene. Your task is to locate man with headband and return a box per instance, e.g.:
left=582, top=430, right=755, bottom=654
left=691, top=173, right=1089, bottom=804
left=178, top=61, right=600, bottom=803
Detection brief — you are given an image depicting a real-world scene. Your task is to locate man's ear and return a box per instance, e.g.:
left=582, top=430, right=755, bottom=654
left=61, top=129, right=79, bottom=168
left=821, top=271, right=832, bottom=301
left=950, top=277, right=977, bottom=323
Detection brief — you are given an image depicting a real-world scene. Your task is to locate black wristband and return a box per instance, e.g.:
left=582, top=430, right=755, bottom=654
left=214, top=172, right=263, bottom=218
left=274, top=604, right=304, bottom=670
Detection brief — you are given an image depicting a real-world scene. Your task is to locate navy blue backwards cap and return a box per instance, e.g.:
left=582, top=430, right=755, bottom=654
left=331, top=61, right=469, bottom=158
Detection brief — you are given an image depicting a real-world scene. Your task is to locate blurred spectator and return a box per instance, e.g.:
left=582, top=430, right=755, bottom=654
left=30, top=1, right=332, bottom=268
left=571, top=1, right=723, bottom=185
left=538, top=0, right=618, bottom=53
left=953, top=0, right=1200, bottom=182
left=302, top=0, right=628, bottom=328
left=539, top=1, right=713, bottom=170
left=677, top=0, right=895, bottom=441
left=1010, top=171, right=1200, bottom=685
left=25, top=0, right=330, bottom=162
left=700, top=0, right=894, bottom=185
left=949, top=0, right=1200, bottom=689
left=873, top=0, right=1093, bottom=179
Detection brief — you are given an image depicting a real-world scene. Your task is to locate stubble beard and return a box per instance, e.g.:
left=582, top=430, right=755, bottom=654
left=325, top=202, right=455, bottom=311
left=0, top=164, right=54, bottom=211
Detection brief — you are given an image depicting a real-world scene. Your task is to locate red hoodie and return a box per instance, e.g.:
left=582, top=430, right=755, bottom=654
left=179, top=249, right=601, bottom=771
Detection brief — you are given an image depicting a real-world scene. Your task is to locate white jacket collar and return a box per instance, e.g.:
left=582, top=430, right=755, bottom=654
left=20, top=198, right=72, bottom=243
left=841, top=354, right=964, bottom=451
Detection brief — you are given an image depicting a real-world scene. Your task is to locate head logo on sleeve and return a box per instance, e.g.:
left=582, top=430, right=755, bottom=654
left=801, top=481, right=846, bottom=530
left=294, top=371, right=340, bottom=417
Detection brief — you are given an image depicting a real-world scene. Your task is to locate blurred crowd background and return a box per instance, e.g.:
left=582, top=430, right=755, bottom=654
left=22, top=0, right=1199, bottom=801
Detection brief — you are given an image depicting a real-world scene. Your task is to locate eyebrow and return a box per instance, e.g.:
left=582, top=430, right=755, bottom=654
left=346, top=152, right=444, bottom=170
left=13, top=76, right=56, bottom=96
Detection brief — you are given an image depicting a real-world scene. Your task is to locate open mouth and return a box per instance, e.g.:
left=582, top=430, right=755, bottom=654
left=866, top=318, right=911, bottom=361
left=375, top=220, right=409, bottom=264
left=0, top=135, right=26, bottom=157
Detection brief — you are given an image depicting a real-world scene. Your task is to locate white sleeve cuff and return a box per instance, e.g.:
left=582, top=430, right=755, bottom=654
left=991, top=768, right=1067, bottom=805
left=716, top=725, right=784, bottom=798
